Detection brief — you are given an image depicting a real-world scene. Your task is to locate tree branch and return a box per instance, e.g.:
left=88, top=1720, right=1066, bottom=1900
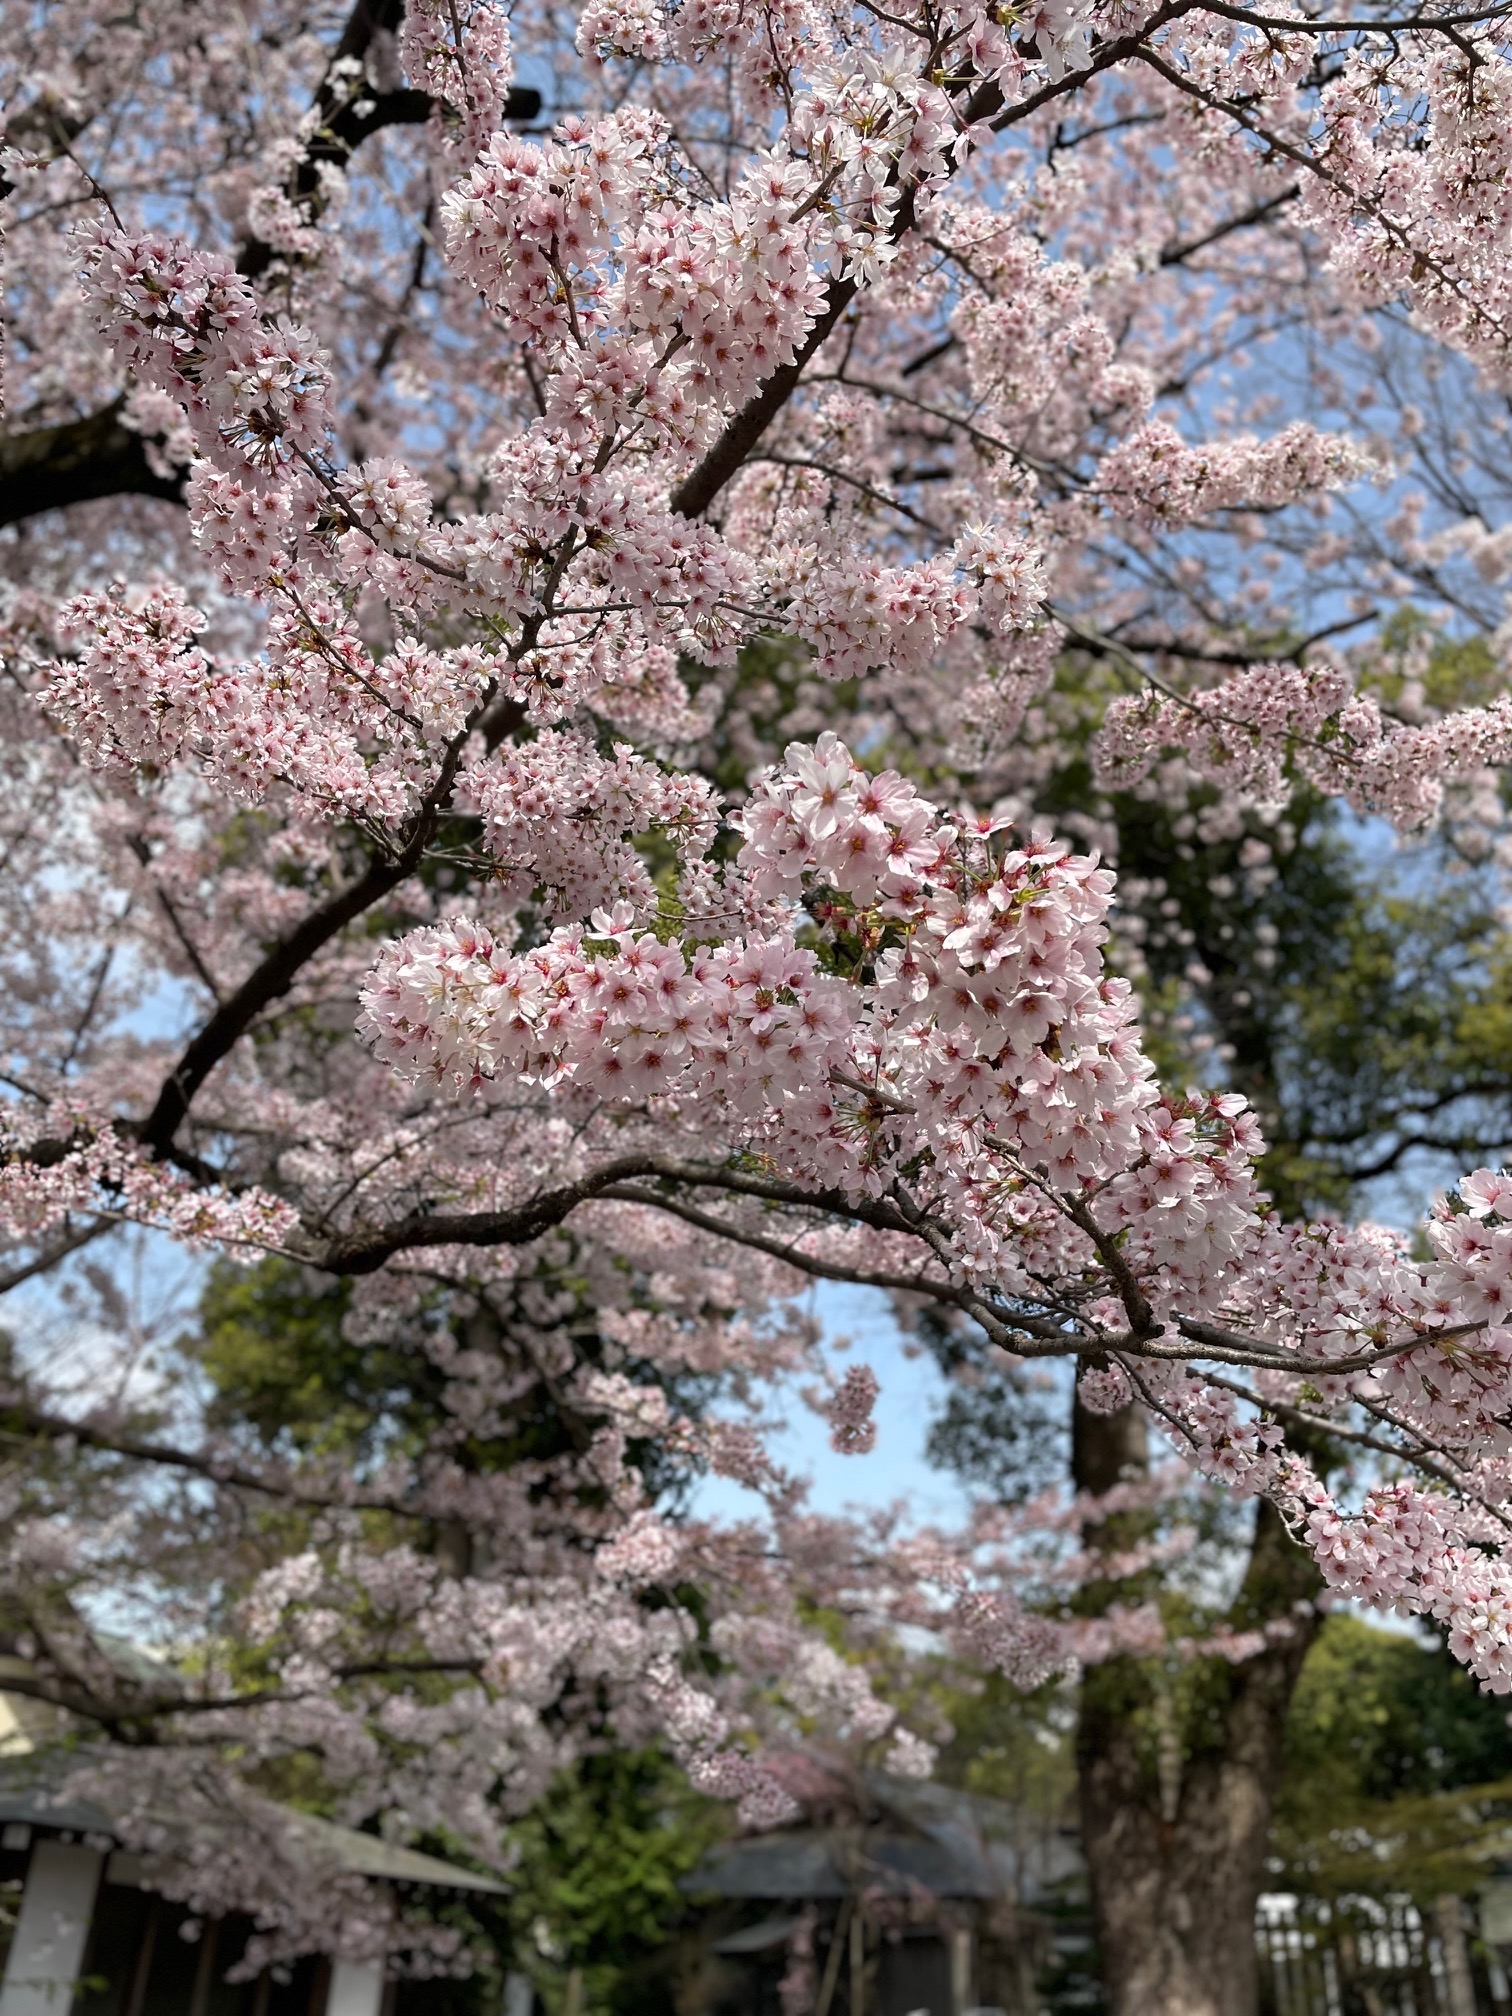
left=0, top=1658, right=487, bottom=1737
left=0, top=399, right=185, bottom=529
left=0, top=0, right=539, bottom=525
left=669, top=275, right=861, bottom=520
left=133, top=852, right=423, bottom=1161
left=595, top=1183, right=957, bottom=1295
left=1, top=1399, right=422, bottom=1515
left=130, top=697, right=512, bottom=1163
left=1158, top=185, right=1299, bottom=266
left=303, top=1154, right=916, bottom=1274
left=237, top=84, right=540, bottom=282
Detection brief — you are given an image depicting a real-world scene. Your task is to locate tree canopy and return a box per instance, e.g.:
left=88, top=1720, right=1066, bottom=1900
left=6, top=0, right=1512, bottom=2007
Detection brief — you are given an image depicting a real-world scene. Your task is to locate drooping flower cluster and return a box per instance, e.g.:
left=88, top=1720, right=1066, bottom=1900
left=824, top=1362, right=880, bottom=1453
left=77, top=228, right=334, bottom=476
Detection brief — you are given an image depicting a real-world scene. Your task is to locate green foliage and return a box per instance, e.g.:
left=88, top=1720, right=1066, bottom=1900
left=933, top=1669, right=1078, bottom=1822
left=193, top=1253, right=716, bottom=1508
left=502, top=1751, right=725, bottom=2016
left=1283, top=1614, right=1512, bottom=1804
left=1107, top=785, right=1512, bottom=1218
left=196, top=1259, right=411, bottom=1461
left=1364, top=613, right=1508, bottom=718
left=1272, top=1614, right=1512, bottom=1898
left=919, top=1302, right=1067, bottom=1503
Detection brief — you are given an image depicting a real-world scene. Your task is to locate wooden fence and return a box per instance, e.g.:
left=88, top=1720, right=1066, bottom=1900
left=1256, top=1895, right=1512, bottom=2016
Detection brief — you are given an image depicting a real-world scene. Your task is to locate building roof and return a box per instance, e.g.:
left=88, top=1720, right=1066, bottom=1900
left=685, top=1770, right=1082, bottom=1905
left=713, top=1915, right=808, bottom=1955
left=0, top=1748, right=508, bottom=1897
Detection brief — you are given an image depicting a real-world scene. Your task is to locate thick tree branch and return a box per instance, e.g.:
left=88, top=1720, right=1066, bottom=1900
left=0, top=0, right=538, bottom=525
left=133, top=852, right=423, bottom=1161
left=669, top=277, right=861, bottom=519
left=128, top=695, right=515, bottom=1164
left=595, top=1182, right=957, bottom=1295
left=0, top=1658, right=487, bottom=1738
left=0, top=1222, right=111, bottom=1294
left=303, top=1154, right=916, bottom=1273
left=0, top=399, right=185, bottom=529
left=293, top=1151, right=1480, bottom=1379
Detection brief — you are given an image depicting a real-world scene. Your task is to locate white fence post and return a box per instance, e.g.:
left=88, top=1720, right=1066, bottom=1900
left=325, top=1959, right=385, bottom=2016
left=1434, top=1893, right=1478, bottom=2016
left=0, top=1841, right=104, bottom=2016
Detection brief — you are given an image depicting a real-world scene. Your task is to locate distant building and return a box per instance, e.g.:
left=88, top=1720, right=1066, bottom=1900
left=0, top=1653, right=507, bottom=2016
left=679, top=1771, right=1086, bottom=2016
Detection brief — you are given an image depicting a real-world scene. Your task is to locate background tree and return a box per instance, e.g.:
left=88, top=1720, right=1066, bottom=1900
left=1274, top=1612, right=1512, bottom=1904
left=916, top=620, right=1512, bottom=2014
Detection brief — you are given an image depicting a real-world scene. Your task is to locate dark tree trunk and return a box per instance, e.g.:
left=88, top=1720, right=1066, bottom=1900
left=1072, top=1399, right=1320, bottom=2016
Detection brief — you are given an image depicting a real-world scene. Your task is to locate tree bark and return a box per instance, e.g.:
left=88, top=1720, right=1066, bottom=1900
left=1072, top=1398, right=1321, bottom=2016
left=0, top=399, right=186, bottom=527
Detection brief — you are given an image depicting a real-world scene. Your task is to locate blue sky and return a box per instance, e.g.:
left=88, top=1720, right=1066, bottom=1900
left=690, top=1281, right=974, bottom=1527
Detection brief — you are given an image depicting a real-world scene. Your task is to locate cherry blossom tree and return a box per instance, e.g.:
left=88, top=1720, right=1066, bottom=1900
left=5, top=0, right=1512, bottom=2006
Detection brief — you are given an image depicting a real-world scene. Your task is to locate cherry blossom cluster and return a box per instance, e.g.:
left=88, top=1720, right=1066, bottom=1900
left=824, top=1362, right=880, bottom=1453
left=400, top=0, right=518, bottom=164
left=360, top=911, right=857, bottom=1145
left=41, top=582, right=486, bottom=823
left=1302, top=1480, right=1512, bottom=1694
left=443, top=113, right=826, bottom=447
left=0, top=1110, right=296, bottom=1254
left=1094, top=418, right=1375, bottom=533
left=362, top=738, right=1155, bottom=1210
left=1299, top=36, right=1512, bottom=383
left=77, top=227, right=334, bottom=477
left=1093, top=659, right=1512, bottom=829
left=455, top=731, right=719, bottom=918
